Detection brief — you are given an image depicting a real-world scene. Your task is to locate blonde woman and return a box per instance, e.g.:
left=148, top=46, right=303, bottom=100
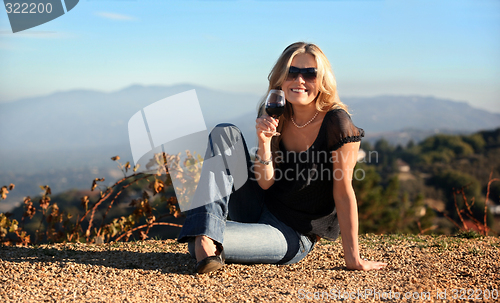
left=177, top=42, right=387, bottom=274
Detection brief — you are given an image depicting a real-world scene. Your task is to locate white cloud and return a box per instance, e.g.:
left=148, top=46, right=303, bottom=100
left=94, top=11, right=137, bottom=21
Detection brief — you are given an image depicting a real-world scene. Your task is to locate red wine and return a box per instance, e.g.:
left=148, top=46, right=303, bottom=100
left=266, top=104, right=285, bottom=118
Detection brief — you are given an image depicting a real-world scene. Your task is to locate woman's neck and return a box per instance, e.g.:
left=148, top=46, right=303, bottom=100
left=291, top=103, right=318, bottom=125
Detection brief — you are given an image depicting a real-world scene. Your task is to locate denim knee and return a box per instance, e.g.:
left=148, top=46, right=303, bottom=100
left=282, top=235, right=317, bottom=265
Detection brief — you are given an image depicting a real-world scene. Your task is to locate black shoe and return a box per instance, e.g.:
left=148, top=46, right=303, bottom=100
left=195, top=245, right=225, bottom=274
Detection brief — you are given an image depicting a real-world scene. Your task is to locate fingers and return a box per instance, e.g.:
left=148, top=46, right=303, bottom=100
left=370, top=261, right=388, bottom=270
left=362, top=260, right=387, bottom=271
left=255, top=115, right=279, bottom=134
left=347, top=259, right=387, bottom=271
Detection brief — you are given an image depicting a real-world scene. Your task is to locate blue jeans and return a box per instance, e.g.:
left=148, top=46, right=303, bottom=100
left=177, top=123, right=316, bottom=265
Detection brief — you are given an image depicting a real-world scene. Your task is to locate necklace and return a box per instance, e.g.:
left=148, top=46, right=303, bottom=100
left=291, top=111, right=319, bottom=129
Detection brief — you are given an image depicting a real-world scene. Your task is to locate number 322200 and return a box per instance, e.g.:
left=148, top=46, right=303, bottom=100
left=5, top=3, right=54, bottom=14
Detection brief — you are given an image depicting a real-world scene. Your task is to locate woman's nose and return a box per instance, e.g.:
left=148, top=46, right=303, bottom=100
left=294, top=74, right=306, bottom=83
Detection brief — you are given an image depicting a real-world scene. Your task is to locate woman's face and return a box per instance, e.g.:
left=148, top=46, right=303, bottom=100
left=282, top=53, right=319, bottom=108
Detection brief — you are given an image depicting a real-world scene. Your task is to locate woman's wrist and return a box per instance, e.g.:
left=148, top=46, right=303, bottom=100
left=257, top=134, right=272, bottom=146
left=257, top=142, right=272, bottom=157
left=257, top=155, right=272, bottom=165
left=341, top=240, right=361, bottom=266
left=254, top=141, right=275, bottom=188
left=345, top=257, right=361, bottom=267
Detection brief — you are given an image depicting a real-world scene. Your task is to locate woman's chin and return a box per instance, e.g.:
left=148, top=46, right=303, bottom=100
left=287, top=99, right=316, bottom=107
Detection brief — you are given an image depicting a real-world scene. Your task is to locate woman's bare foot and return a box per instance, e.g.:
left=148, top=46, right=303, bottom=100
left=194, top=235, right=218, bottom=262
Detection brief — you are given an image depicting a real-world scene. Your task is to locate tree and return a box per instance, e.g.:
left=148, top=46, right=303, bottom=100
left=429, top=169, right=491, bottom=226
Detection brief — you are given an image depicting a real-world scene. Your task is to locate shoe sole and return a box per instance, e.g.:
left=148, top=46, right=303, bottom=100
left=197, top=260, right=223, bottom=274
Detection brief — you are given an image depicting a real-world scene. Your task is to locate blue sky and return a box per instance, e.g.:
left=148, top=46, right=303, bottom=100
left=1, top=0, right=499, bottom=112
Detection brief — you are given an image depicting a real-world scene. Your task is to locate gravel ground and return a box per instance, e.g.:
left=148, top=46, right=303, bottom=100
left=0, top=234, right=499, bottom=302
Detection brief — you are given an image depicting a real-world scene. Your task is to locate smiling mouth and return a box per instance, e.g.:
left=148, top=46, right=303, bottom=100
left=291, top=88, right=307, bottom=93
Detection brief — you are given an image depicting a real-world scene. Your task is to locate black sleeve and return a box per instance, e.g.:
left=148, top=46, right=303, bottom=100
left=325, top=109, right=365, bottom=151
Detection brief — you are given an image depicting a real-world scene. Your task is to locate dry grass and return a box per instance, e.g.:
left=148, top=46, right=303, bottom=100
left=1, top=234, right=499, bottom=302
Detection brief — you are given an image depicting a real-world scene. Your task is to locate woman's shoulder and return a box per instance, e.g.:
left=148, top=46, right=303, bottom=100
left=324, top=107, right=349, bottom=119
left=324, top=108, right=357, bottom=130
left=323, top=108, right=365, bottom=151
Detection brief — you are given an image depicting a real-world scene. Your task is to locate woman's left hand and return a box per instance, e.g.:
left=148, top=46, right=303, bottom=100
left=346, top=259, right=387, bottom=271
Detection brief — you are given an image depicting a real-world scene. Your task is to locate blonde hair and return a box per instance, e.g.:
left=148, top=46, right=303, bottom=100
left=258, top=42, right=348, bottom=160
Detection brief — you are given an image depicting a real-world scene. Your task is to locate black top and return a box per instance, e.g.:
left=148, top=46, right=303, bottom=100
left=264, top=109, right=364, bottom=240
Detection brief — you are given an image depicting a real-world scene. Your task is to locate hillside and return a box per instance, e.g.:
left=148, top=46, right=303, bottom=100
left=1, top=235, right=498, bottom=302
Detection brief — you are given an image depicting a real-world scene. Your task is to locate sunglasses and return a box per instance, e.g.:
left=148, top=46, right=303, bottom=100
left=286, top=66, right=317, bottom=81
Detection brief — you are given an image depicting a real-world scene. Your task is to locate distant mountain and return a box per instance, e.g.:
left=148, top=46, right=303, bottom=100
left=346, top=95, right=500, bottom=133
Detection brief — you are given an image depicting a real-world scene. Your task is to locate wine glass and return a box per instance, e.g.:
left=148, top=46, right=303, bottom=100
left=263, top=89, right=285, bottom=136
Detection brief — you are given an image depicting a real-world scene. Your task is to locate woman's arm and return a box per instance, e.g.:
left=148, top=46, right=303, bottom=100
left=332, top=142, right=387, bottom=270
left=254, top=115, right=278, bottom=190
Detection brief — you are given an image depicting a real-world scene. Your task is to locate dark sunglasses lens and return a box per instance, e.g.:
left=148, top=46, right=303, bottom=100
left=287, top=67, right=316, bottom=81
left=302, top=71, right=316, bottom=80
left=303, top=68, right=317, bottom=80
left=287, top=72, right=300, bottom=80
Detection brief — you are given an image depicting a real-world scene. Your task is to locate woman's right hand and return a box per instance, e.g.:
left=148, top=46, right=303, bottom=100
left=255, top=114, right=279, bottom=143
